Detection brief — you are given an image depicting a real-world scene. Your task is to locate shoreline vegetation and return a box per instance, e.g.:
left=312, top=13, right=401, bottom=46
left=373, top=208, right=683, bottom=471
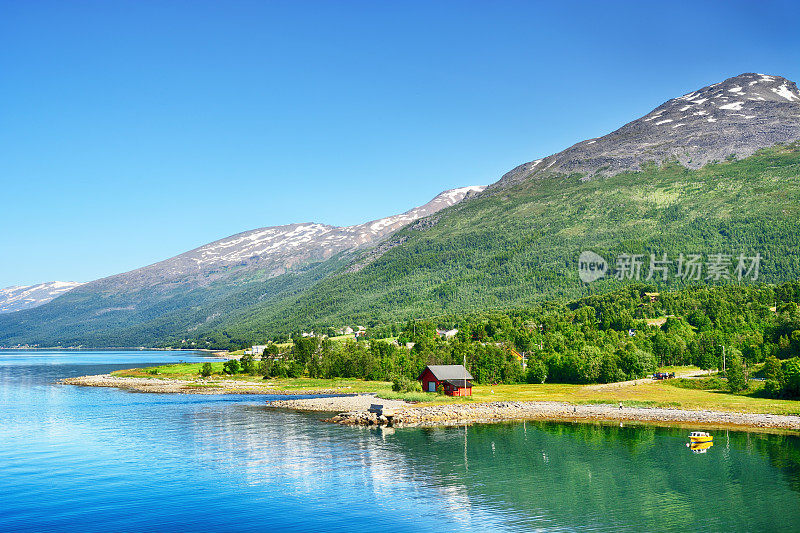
left=63, top=364, right=800, bottom=433
left=56, top=281, right=800, bottom=433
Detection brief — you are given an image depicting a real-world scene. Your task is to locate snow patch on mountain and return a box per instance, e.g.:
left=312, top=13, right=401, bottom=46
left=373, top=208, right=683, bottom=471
left=492, top=72, right=800, bottom=188
left=0, top=281, right=84, bottom=313
left=185, top=186, right=486, bottom=268
left=85, top=185, right=487, bottom=292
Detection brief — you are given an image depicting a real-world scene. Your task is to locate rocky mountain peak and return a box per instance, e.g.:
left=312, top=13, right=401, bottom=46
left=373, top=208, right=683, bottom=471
left=645, top=72, right=799, bottom=124
left=493, top=73, right=800, bottom=188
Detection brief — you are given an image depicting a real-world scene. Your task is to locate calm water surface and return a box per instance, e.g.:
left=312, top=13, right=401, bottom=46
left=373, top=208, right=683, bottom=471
left=1, top=350, right=799, bottom=532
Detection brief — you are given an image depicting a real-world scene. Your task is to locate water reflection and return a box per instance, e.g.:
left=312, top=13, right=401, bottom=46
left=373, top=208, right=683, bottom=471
left=1, top=351, right=799, bottom=533
left=187, top=404, right=800, bottom=532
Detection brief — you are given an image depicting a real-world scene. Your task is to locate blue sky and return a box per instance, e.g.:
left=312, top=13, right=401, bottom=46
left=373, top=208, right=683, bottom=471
left=1, top=0, right=799, bottom=287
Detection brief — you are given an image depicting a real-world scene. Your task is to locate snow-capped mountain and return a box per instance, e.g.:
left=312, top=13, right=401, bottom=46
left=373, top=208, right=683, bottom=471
left=187, top=185, right=485, bottom=271
left=0, top=282, right=84, bottom=314
left=494, top=73, right=800, bottom=187
left=84, top=185, right=486, bottom=292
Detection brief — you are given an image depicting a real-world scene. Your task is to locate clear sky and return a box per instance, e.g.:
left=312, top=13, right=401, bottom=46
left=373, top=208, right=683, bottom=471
left=1, top=0, right=799, bottom=287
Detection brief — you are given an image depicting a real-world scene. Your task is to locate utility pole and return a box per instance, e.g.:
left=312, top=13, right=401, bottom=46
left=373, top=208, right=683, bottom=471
left=464, top=353, right=467, bottom=396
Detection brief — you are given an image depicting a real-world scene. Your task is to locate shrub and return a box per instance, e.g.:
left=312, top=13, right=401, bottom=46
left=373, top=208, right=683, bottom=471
left=764, top=379, right=783, bottom=397
left=392, top=375, right=422, bottom=393
left=377, top=391, right=431, bottom=402
left=199, top=362, right=213, bottom=377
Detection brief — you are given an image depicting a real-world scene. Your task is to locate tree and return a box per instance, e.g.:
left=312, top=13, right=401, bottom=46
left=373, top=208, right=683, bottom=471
left=726, top=348, right=747, bottom=392
left=698, top=344, right=717, bottom=373
left=239, top=354, right=256, bottom=374
left=526, top=359, right=547, bottom=384
left=258, top=358, right=275, bottom=378
left=199, top=362, right=213, bottom=377
left=783, top=358, right=800, bottom=398
left=598, top=352, right=624, bottom=384
left=617, top=343, right=656, bottom=380
left=222, top=359, right=240, bottom=375
left=293, top=336, right=319, bottom=365
left=763, top=354, right=784, bottom=397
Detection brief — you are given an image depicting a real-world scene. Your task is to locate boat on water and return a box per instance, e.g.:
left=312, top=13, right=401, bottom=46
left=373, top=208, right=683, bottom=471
left=688, top=441, right=714, bottom=453
left=689, top=431, right=713, bottom=443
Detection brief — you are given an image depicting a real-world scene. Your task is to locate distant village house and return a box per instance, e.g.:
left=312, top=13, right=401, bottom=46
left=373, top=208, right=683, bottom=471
left=436, top=328, right=459, bottom=339
left=245, top=344, right=268, bottom=356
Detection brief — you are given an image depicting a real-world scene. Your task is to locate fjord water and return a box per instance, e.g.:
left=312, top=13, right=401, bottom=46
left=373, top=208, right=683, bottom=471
left=1, top=351, right=799, bottom=532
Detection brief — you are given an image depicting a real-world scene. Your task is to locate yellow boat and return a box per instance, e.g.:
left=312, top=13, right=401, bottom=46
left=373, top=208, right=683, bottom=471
left=689, top=431, right=713, bottom=443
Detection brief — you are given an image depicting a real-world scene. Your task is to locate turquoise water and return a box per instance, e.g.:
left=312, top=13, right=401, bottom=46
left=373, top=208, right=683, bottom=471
left=1, top=350, right=799, bottom=532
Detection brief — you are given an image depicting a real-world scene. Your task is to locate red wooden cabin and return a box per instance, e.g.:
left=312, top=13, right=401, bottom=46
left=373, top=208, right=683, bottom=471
left=418, top=365, right=473, bottom=396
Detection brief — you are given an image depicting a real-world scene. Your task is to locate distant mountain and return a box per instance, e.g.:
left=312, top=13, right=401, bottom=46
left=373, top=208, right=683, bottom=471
left=2, top=73, right=800, bottom=349
left=0, top=282, right=83, bottom=314
left=0, top=187, right=484, bottom=347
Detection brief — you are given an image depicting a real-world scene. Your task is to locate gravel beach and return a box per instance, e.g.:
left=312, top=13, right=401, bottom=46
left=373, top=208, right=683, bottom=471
left=327, top=400, right=800, bottom=432
left=267, top=395, right=409, bottom=412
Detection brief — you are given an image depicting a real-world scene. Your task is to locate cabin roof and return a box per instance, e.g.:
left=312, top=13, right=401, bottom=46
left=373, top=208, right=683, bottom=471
left=419, top=365, right=474, bottom=381
left=444, top=379, right=472, bottom=388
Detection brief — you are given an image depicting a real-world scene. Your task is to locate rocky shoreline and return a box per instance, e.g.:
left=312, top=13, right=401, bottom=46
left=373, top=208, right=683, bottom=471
left=267, top=395, right=408, bottom=412
left=325, top=400, right=800, bottom=432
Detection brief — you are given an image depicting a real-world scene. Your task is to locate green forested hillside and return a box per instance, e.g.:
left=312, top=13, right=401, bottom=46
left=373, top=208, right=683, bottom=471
left=185, top=143, right=800, bottom=347
left=2, top=143, right=799, bottom=349
left=0, top=254, right=350, bottom=348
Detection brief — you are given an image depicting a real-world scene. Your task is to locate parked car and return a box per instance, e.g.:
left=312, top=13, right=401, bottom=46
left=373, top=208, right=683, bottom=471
left=652, top=372, right=675, bottom=380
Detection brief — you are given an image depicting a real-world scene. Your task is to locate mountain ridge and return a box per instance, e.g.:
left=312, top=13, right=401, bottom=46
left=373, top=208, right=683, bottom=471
left=83, top=185, right=486, bottom=293
left=2, top=72, right=800, bottom=348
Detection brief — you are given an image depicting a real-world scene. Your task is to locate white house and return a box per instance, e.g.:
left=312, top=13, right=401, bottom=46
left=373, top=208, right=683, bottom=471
left=436, top=328, right=459, bottom=339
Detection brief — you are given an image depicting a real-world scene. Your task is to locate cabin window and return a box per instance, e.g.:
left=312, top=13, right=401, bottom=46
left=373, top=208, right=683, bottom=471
left=428, top=381, right=436, bottom=392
